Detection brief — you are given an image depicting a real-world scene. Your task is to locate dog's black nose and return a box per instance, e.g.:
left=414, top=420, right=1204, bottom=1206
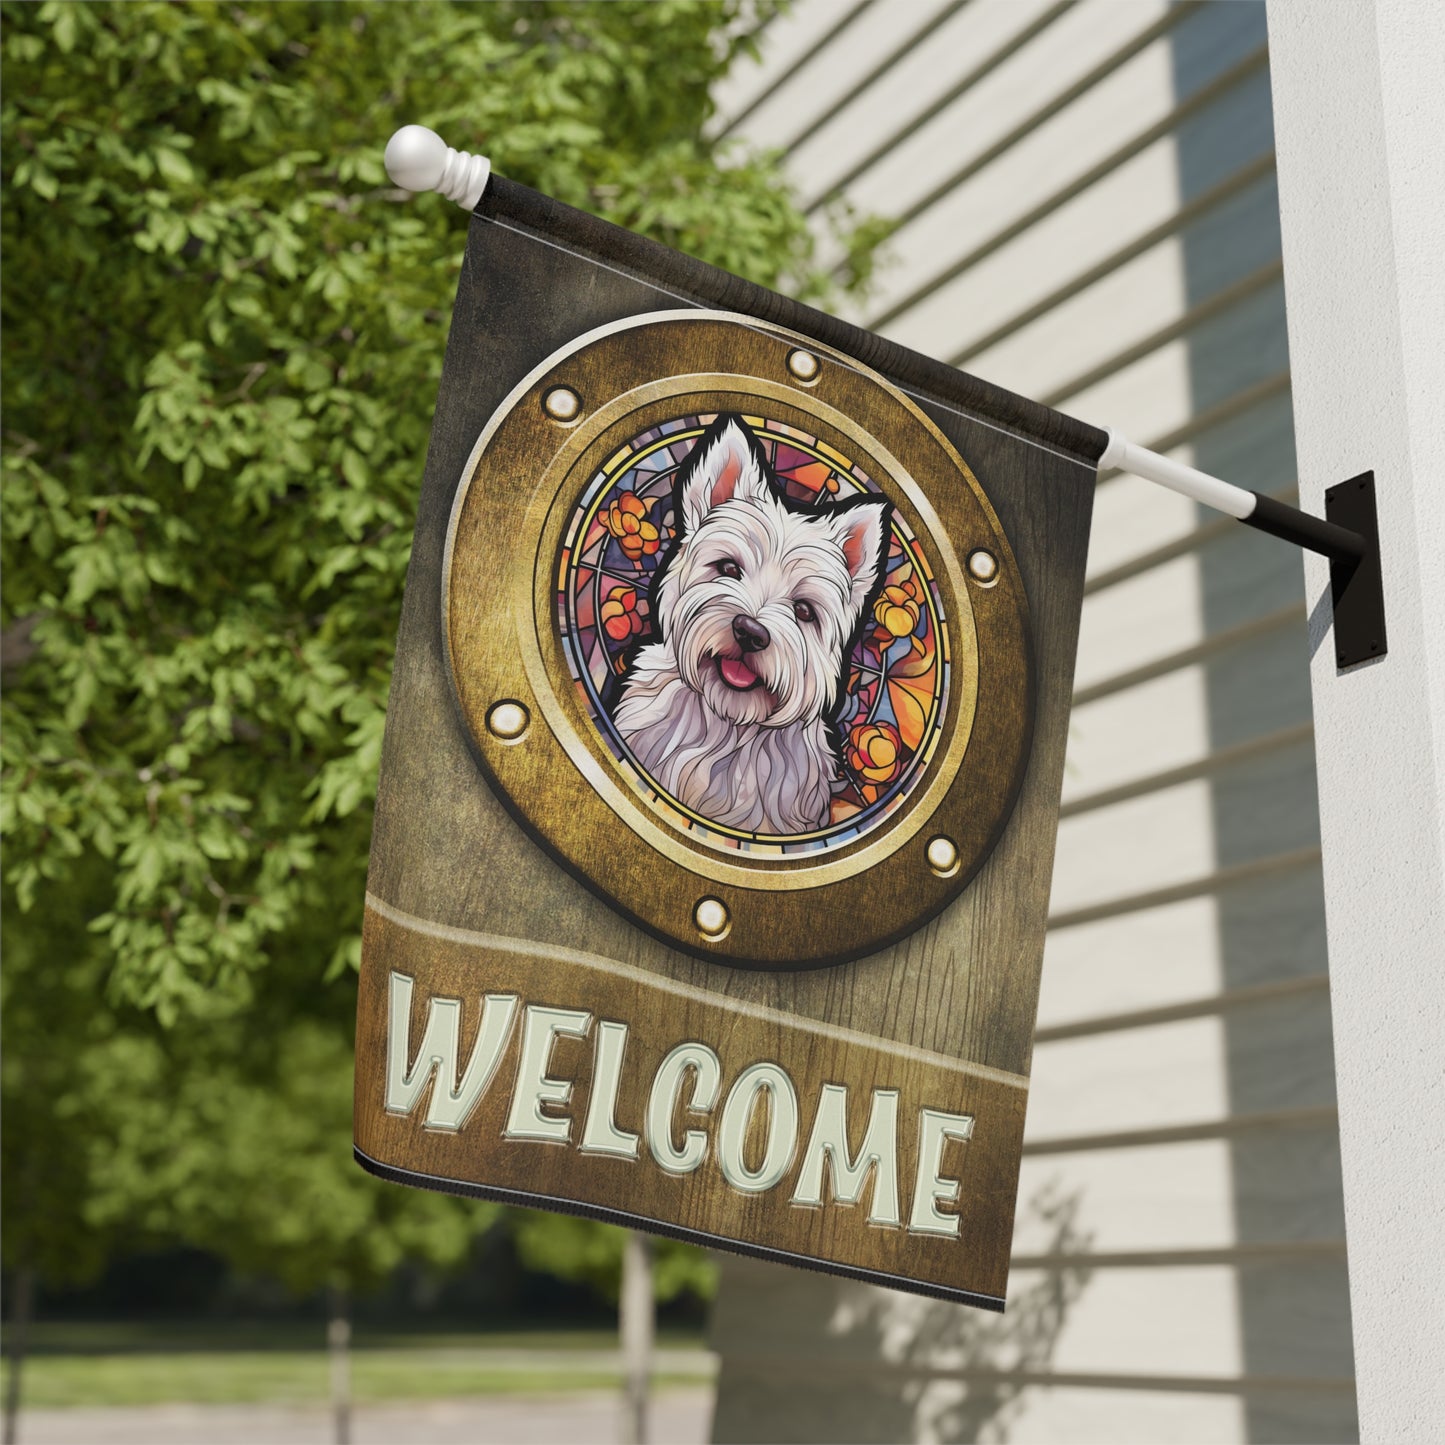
left=732, top=614, right=771, bottom=653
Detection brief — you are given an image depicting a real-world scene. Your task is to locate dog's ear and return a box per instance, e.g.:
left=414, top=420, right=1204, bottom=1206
left=681, top=420, right=769, bottom=533
left=824, top=501, right=890, bottom=615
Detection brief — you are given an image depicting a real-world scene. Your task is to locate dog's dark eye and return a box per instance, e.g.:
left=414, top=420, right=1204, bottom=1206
left=715, top=559, right=742, bottom=580
left=793, top=599, right=817, bottom=624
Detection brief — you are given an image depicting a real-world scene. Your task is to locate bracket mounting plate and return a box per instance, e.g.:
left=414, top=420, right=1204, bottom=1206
left=1326, top=471, right=1386, bottom=668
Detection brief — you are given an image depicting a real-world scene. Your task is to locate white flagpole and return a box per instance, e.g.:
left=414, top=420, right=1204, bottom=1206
left=1098, top=427, right=1256, bottom=519
left=1098, top=426, right=1366, bottom=565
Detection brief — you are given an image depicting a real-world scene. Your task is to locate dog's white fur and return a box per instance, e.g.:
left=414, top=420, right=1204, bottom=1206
left=613, top=418, right=887, bottom=835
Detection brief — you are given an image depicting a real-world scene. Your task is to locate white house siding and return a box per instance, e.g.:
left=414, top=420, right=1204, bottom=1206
left=707, top=3, right=1356, bottom=1441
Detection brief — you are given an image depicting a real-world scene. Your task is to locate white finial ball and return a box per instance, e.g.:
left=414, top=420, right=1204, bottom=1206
left=384, top=125, right=448, bottom=193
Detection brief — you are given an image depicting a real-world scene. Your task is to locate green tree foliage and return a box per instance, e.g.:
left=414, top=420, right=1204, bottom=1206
left=1, top=0, right=882, bottom=1307
left=5, top=875, right=481, bottom=1298
left=0, top=859, right=128, bottom=1292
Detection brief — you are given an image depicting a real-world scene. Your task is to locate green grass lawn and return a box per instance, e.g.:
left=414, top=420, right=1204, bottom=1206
left=0, top=1326, right=715, bottom=1409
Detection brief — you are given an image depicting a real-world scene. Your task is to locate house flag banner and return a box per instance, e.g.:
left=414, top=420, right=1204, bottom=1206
left=354, top=177, right=1105, bottom=1311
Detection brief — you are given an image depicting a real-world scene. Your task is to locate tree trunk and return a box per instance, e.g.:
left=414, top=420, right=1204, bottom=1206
left=3, top=1268, right=35, bottom=1445
left=619, top=1231, right=654, bottom=1445
left=327, top=1281, right=351, bottom=1445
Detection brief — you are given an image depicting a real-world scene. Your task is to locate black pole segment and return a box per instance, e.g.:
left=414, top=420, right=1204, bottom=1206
left=1324, top=472, right=1387, bottom=668
left=1245, top=489, right=1367, bottom=565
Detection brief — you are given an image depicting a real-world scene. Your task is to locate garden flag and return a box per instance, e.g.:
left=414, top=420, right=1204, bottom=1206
left=354, top=177, right=1105, bottom=1310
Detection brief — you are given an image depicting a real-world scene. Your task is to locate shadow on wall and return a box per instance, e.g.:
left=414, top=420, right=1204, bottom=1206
left=709, top=1181, right=1092, bottom=1444
left=1170, top=3, right=1358, bottom=1442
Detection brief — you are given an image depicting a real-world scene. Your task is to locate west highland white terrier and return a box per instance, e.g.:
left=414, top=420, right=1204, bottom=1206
left=613, top=414, right=890, bottom=835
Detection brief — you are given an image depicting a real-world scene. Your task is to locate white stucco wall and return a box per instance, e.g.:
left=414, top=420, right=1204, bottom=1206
left=1268, top=2, right=1445, bottom=1439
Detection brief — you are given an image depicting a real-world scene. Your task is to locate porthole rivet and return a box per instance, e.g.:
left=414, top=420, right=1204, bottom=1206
left=695, top=896, right=731, bottom=942
left=926, top=836, right=960, bottom=878
left=487, top=700, right=530, bottom=742
left=967, top=548, right=999, bottom=585
left=786, top=349, right=820, bottom=384
left=542, top=385, right=582, bottom=422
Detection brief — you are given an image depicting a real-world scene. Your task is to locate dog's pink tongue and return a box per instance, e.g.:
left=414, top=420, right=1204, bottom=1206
left=719, top=657, right=757, bottom=690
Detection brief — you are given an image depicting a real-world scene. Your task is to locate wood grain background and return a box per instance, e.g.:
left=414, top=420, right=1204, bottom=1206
left=357, top=901, right=1028, bottom=1307
left=354, top=181, right=1098, bottom=1308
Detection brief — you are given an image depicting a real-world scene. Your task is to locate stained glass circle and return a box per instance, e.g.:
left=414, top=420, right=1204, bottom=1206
left=556, top=413, right=952, bottom=857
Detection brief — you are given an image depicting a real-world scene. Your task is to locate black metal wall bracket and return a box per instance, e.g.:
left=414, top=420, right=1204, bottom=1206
left=1243, top=471, right=1386, bottom=669
left=1323, top=472, right=1387, bottom=668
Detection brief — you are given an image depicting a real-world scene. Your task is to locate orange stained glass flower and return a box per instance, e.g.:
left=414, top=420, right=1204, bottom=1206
left=846, top=719, right=904, bottom=789
left=873, top=582, right=921, bottom=640
left=604, top=492, right=662, bottom=562
left=601, top=586, right=645, bottom=643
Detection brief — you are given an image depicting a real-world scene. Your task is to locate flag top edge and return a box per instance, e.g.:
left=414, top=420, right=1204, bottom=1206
left=476, top=176, right=1108, bottom=470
